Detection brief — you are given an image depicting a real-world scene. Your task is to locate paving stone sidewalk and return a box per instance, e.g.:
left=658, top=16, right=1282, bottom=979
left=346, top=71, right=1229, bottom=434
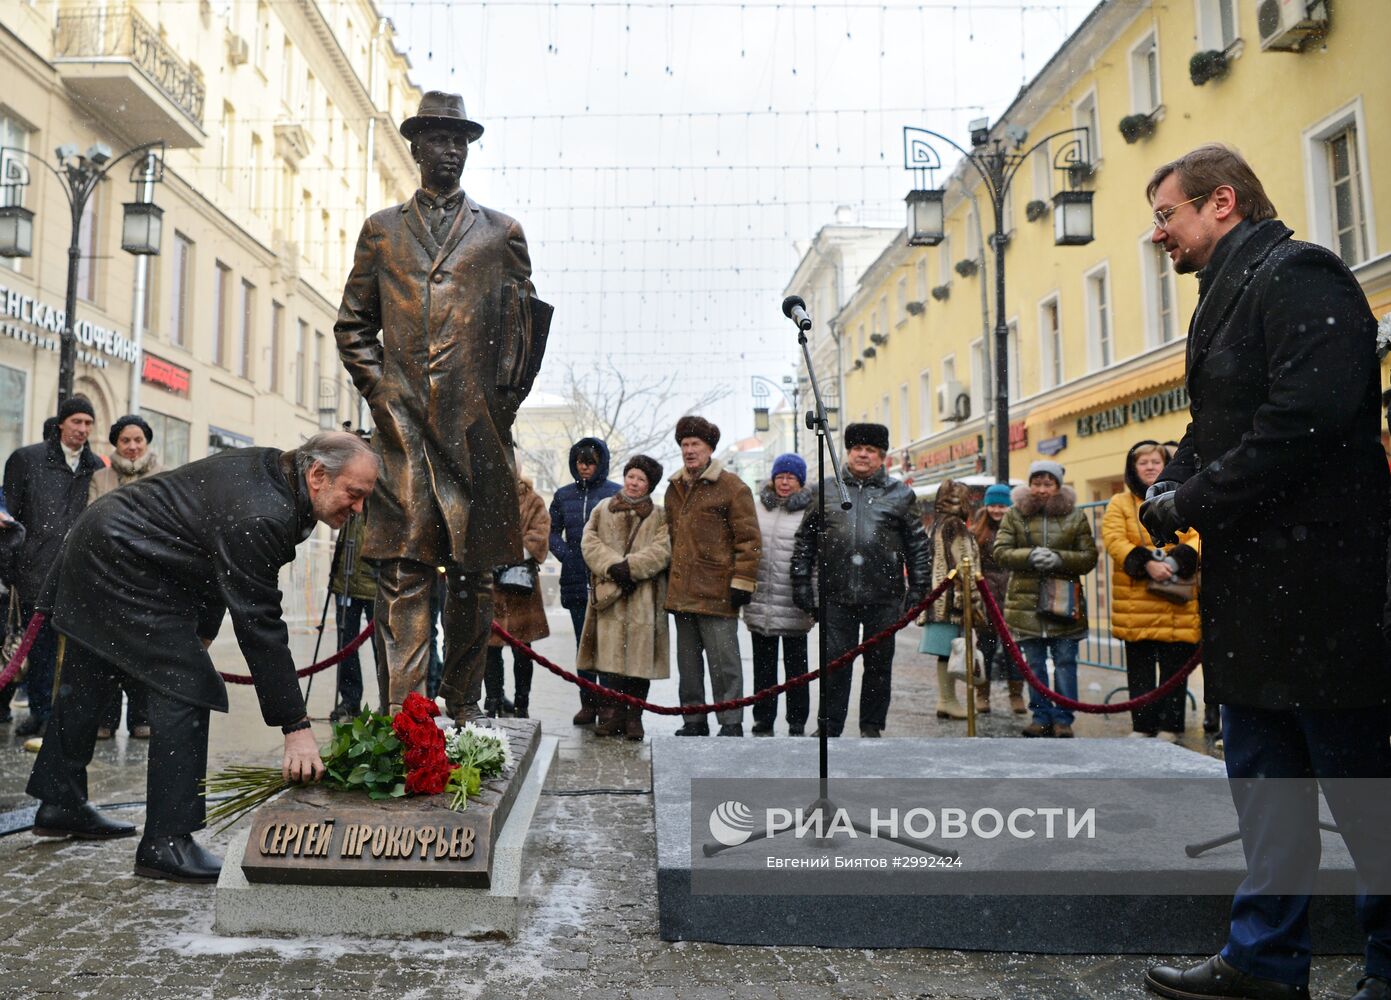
left=0, top=609, right=1366, bottom=999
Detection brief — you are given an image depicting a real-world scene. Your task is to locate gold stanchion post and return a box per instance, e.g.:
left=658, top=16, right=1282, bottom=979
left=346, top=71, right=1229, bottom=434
left=960, top=555, right=977, bottom=737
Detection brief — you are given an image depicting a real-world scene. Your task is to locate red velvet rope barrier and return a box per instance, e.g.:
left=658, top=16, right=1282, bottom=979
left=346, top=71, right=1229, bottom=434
left=974, top=576, right=1202, bottom=714
left=493, top=574, right=958, bottom=715
left=217, top=621, right=376, bottom=685
left=0, top=611, right=45, bottom=689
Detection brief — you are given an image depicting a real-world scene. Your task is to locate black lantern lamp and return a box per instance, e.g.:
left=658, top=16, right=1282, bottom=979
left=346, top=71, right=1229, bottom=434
left=905, top=188, right=946, bottom=247
left=121, top=199, right=164, bottom=255
left=0, top=203, right=33, bottom=258
left=1051, top=189, right=1094, bottom=246
left=753, top=406, right=771, bottom=433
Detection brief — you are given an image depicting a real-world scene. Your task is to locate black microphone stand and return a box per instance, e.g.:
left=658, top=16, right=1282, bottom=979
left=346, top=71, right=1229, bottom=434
left=702, top=299, right=953, bottom=861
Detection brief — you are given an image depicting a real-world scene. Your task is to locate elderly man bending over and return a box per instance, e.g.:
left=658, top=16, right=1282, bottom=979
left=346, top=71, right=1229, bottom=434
left=26, top=431, right=378, bottom=883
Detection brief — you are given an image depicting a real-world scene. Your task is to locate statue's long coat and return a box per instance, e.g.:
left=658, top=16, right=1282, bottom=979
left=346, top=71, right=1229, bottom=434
left=335, top=193, right=551, bottom=573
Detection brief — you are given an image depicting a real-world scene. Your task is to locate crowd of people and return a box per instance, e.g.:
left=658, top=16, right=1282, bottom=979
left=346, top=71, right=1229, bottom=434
left=0, top=402, right=1216, bottom=746
left=494, top=416, right=1212, bottom=743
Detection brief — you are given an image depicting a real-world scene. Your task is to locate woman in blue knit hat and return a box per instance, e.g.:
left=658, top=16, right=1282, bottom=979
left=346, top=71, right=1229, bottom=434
left=970, top=483, right=1027, bottom=715
left=742, top=453, right=814, bottom=736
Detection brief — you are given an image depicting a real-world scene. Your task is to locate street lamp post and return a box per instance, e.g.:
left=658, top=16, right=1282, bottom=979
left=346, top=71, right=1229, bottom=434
left=751, top=374, right=801, bottom=453
left=902, top=122, right=1094, bottom=483
left=0, top=140, right=166, bottom=405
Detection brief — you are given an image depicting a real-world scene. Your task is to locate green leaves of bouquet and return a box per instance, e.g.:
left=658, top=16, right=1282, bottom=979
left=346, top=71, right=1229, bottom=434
left=323, top=708, right=406, bottom=800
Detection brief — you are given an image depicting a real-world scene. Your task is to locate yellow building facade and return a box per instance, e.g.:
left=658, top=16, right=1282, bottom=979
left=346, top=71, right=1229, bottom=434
left=0, top=0, right=421, bottom=471
left=837, top=0, right=1390, bottom=502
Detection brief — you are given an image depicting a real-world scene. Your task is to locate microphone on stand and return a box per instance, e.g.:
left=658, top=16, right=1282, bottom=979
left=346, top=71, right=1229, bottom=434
left=782, top=295, right=812, bottom=332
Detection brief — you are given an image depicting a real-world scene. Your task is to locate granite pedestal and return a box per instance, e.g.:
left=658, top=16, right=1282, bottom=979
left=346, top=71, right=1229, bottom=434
left=653, top=737, right=1364, bottom=953
left=214, top=721, right=558, bottom=939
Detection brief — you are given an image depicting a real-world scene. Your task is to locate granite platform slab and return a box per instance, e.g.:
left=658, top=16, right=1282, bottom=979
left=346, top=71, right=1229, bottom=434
left=213, top=731, right=558, bottom=939
left=653, top=737, right=1364, bottom=953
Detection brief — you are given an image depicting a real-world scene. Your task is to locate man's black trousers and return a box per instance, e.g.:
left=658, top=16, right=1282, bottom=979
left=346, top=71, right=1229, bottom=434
left=28, top=638, right=210, bottom=838
left=819, top=602, right=899, bottom=736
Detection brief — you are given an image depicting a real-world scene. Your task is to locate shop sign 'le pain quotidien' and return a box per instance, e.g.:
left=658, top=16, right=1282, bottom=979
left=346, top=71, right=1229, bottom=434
left=1075, top=385, right=1191, bottom=439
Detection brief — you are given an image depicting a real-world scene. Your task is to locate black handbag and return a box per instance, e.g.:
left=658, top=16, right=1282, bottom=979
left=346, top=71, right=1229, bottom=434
left=493, top=561, right=538, bottom=596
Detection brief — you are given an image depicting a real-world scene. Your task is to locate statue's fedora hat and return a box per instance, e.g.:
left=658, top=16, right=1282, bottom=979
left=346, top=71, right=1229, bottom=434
left=400, top=91, right=484, bottom=142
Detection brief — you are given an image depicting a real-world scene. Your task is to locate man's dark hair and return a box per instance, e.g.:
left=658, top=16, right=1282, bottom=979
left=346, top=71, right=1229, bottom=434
left=1146, top=143, right=1277, bottom=222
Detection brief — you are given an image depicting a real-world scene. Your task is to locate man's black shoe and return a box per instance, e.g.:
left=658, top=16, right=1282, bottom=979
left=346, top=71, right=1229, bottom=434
left=33, top=801, right=137, bottom=840
left=674, top=722, right=710, bottom=737
left=1352, top=975, right=1391, bottom=1000
left=788, top=725, right=805, bottom=737
left=135, top=834, right=222, bottom=884
left=751, top=722, right=773, bottom=737
left=1144, top=955, right=1310, bottom=1000
left=717, top=724, right=743, bottom=737
left=810, top=727, right=841, bottom=738
left=860, top=726, right=882, bottom=738
left=14, top=714, right=46, bottom=738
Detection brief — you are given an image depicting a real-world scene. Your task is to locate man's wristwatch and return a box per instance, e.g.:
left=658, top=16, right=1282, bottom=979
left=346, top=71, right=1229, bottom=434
left=281, top=718, right=312, bottom=735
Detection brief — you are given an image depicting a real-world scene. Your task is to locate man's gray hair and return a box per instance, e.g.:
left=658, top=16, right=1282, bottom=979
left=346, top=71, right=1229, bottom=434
left=294, top=430, right=379, bottom=479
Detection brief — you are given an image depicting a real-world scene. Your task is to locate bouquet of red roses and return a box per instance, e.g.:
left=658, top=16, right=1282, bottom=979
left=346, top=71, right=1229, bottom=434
left=393, top=692, right=454, bottom=795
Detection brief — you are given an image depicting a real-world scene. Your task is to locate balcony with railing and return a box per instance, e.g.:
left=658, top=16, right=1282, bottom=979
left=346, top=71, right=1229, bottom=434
left=53, top=5, right=206, bottom=148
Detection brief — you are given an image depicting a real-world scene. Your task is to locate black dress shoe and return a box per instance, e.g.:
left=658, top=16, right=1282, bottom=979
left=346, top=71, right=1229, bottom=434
left=1353, top=975, right=1391, bottom=1000
left=717, top=724, right=743, bottom=737
left=788, top=724, right=805, bottom=737
left=135, top=834, right=222, bottom=884
left=860, top=726, right=882, bottom=738
left=14, top=714, right=46, bottom=738
left=1145, top=955, right=1310, bottom=1000
left=33, top=801, right=136, bottom=840
left=751, top=722, right=774, bottom=736
left=674, top=722, right=710, bottom=736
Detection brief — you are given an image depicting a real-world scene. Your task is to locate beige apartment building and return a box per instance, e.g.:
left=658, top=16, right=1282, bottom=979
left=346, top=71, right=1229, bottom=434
left=0, top=0, right=422, bottom=472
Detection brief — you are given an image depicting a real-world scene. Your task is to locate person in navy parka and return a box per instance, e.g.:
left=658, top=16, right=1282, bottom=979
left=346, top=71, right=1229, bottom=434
left=548, top=437, right=621, bottom=724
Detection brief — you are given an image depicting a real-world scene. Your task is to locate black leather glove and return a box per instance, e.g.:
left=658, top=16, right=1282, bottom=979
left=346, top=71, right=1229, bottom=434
left=608, top=560, right=632, bottom=586
left=729, top=587, right=753, bottom=609
left=1139, top=481, right=1186, bottom=547
left=903, top=591, right=926, bottom=614
left=793, top=583, right=817, bottom=616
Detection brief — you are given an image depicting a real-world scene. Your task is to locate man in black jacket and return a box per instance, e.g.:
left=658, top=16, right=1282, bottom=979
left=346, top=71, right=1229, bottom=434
left=1140, top=145, right=1391, bottom=1000
left=2, top=395, right=103, bottom=735
left=26, top=431, right=378, bottom=883
left=791, top=423, right=930, bottom=738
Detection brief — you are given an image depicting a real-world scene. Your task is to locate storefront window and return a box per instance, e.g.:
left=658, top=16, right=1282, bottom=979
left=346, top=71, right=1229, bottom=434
left=0, top=363, right=27, bottom=474
left=140, top=408, right=191, bottom=470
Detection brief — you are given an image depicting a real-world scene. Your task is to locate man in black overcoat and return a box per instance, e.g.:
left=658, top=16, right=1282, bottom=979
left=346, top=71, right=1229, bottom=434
left=2, top=395, right=103, bottom=734
left=1139, top=145, right=1391, bottom=1000
left=26, top=431, right=378, bottom=883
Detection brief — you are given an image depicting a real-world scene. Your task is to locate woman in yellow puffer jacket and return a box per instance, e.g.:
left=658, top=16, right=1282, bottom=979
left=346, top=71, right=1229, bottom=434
left=1101, top=440, right=1201, bottom=741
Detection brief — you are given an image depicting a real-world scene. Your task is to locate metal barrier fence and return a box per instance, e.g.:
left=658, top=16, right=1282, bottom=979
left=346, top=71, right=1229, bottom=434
left=278, top=538, right=336, bottom=634
left=1076, top=500, right=1126, bottom=673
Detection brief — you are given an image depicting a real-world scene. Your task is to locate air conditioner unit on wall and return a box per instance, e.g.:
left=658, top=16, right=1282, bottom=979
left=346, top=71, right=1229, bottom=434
left=226, top=32, right=251, bottom=65
left=1255, top=0, right=1328, bottom=52
left=935, top=381, right=969, bottom=422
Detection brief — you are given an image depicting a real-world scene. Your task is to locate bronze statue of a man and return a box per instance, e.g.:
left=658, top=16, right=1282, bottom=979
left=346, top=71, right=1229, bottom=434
left=335, top=92, right=552, bottom=720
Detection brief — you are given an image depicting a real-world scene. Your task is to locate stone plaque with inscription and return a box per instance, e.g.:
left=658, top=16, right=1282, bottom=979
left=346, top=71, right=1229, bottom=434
left=240, top=717, right=539, bottom=889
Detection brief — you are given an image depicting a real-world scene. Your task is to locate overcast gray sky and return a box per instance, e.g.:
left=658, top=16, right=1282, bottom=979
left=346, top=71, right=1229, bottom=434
left=379, top=0, right=1103, bottom=444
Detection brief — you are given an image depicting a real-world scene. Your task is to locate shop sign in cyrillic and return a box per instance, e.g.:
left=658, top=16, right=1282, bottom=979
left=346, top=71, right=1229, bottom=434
left=916, top=434, right=982, bottom=471
left=1075, top=385, right=1190, bottom=438
left=0, top=281, right=140, bottom=368
left=141, top=353, right=191, bottom=397
left=1038, top=434, right=1067, bottom=456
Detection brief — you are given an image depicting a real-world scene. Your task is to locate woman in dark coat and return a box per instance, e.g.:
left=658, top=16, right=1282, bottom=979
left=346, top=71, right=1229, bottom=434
left=547, top=437, right=620, bottom=724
